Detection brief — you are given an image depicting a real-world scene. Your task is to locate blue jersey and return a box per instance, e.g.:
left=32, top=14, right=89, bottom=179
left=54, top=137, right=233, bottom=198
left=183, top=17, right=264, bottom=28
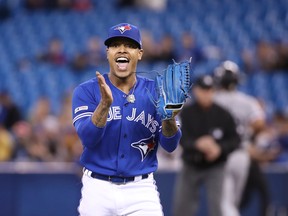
left=72, top=74, right=181, bottom=177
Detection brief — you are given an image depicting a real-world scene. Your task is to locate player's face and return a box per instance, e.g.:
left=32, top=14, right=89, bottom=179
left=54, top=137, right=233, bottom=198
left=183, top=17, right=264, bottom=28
left=107, top=38, right=143, bottom=79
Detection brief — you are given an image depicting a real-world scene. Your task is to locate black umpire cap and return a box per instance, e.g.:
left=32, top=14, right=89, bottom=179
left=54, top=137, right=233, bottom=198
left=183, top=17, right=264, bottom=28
left=193, top=75, right=214, bottom=89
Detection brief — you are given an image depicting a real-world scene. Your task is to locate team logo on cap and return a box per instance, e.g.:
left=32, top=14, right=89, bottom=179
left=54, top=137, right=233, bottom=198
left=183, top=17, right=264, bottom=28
left=131, top=135, right=155, bottom=162
left=114, top=25, right=132, bottom=34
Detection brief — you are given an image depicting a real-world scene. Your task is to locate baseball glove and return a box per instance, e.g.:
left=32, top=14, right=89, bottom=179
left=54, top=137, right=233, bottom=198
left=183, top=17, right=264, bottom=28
left=149, top=58, right=193, bottom=120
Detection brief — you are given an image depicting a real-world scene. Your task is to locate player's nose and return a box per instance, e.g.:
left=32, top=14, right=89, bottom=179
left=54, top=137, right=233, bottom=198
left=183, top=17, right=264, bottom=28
left=117, top=44, right=127, bottom=53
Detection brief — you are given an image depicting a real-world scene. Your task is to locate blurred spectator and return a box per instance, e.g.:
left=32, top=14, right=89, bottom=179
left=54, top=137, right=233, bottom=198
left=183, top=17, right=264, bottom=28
left=141, top=30, right=157, bottom=62
left=70, top=36, right=105, bottom=72
left=117, top=0, right=136, bottom=7
left=25, top=0, right=45, bottom=10
left=25, top=0, right=73, bottom=11
left=70, top=52, right=89, bottom=72
left=8, top=93, right=82, bottom=162
left=254, top=40, right=277, bottom=71
left=265, top=111, right=288, bottom=163
left=0, top=2, right=12, bottom=21
left=57, top=93, right=82, bottom=162
left=274, top=111, right=288, bottom=145
left=28, top=97, right=63, bottom=160
left=37, top=38, right=67, bottom=66
left=176, top=32, right=206, bottom=63
left=0, top=125, right=13, bottom=161
left=241, top=39, right=288, bottom=73
left=0, top=92, right=83, bottom=162
left=85, top=37, right=106, bottom=67
left=29, top=97, right=53, bottom=126
left=154, top=34, right=176, bottom=62
left=173, top=75, right=240, bottom=216
left=11, top=121, right=53, bottom=161
left=0, top=91, right=22, bottom=130
left=55, top=0, right=72, bottom=10
left=46, top=0, right=72, bottom=10
left=72, top=0, right=93, bottom=11
left=274, top=40, right=288, bottom=71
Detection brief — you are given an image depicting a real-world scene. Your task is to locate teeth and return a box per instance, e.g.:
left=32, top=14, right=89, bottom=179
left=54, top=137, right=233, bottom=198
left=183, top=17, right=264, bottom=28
left=117, top=57, right=128, bottom=61
left=116, top=57, right=129, bottom=62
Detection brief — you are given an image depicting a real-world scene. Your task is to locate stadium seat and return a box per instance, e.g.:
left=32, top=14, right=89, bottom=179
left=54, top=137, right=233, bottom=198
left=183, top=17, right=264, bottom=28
left=0, top=0, right=287, bottom=114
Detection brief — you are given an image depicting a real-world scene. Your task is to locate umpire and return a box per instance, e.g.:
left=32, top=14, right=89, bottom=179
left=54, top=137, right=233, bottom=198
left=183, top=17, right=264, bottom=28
left=173, top=75, right=240, bottom=216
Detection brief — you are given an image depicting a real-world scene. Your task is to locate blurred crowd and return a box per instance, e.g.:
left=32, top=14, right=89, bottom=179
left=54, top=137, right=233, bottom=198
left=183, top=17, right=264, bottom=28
left=35, top=36, right=107, bottom=73
left=16, top=26, right=288, bottom=76
left=25, top=0, right=93, bottom=12
left=7, top=0, right=285, bottom=76
left=241, top=39, right=288, bottom=73
left=0, top=91, right=82, bottom=163
left=16, top=30, right=220, bottom=75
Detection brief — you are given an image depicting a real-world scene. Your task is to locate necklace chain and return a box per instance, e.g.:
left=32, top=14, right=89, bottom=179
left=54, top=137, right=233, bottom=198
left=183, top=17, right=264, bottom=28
left=127, top=80, right=137, bottom=103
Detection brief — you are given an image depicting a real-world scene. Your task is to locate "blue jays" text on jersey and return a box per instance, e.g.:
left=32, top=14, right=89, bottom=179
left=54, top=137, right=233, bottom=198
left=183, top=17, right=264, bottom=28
left=72, top=74, right=181, bottom=177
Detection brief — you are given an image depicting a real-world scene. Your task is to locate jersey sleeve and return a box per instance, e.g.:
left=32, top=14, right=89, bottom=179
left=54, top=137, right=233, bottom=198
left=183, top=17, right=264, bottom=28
left=72, top=85, right=94, bottom=125
left=247, top=97, right=266, bottom=123
left=72, top=84, right=105, bottom=148
left=158, top=124, right=182, bottom=152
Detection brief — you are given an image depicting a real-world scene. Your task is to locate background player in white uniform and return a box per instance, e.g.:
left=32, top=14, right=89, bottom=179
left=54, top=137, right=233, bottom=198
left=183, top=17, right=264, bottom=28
left=72, top=23, right=182, bottom=216
left=213, top=61, right=272, bottom=216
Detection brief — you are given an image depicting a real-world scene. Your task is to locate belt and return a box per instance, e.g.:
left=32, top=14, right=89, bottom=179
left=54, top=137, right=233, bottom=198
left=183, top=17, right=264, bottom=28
left=84, top=169, right=149, bottom=184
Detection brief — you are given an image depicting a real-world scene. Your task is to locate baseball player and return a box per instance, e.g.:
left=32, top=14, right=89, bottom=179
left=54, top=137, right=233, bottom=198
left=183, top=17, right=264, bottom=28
left=72, top=23, right=182, bottom=216
left=213, top=61, right=269, bottom=216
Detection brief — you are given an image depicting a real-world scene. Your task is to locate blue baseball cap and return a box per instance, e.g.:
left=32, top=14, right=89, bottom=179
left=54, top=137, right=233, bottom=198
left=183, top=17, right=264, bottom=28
left=104, top=23, right=142, bottom=49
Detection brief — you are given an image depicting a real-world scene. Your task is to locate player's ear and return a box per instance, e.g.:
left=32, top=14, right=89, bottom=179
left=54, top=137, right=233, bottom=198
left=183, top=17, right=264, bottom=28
left=138, top=49, right=144, bottom=60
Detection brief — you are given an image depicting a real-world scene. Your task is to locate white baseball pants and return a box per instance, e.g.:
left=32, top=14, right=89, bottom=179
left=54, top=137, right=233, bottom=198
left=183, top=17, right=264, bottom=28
left=221, top=149, right=251, bottom=216
left=78, top=171, right=163, bottom=216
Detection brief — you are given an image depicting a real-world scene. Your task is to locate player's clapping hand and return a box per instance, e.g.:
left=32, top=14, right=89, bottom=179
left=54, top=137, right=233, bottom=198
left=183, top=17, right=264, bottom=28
left=96, top=71, right=113, bottom=107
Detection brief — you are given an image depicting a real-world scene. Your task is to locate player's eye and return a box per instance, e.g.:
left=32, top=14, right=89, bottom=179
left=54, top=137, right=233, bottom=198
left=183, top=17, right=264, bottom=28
left=109, top=42, right=138, bottom=49
left=109, top=43, right=120, bottom=48
left=124, top=43, right=138, bottom=49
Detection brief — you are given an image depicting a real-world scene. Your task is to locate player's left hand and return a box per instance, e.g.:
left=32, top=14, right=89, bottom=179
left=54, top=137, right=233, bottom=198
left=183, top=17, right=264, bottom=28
left=161, top=118, right=179, bottom=137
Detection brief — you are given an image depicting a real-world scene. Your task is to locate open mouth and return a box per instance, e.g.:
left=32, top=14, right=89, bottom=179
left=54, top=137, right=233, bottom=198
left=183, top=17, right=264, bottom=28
left=116, top=57, right=129, bottom=63
left=116, top=57, right=129, bottom=71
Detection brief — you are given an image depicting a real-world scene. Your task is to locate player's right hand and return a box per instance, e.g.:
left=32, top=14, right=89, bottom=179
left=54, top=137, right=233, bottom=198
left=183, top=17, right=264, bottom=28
left=96, top=71, right=113, bottom=107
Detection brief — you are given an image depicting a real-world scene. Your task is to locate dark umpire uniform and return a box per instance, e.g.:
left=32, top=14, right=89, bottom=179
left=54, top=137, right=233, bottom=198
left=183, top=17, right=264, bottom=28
left=173, top=75, right=240, bottom=216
